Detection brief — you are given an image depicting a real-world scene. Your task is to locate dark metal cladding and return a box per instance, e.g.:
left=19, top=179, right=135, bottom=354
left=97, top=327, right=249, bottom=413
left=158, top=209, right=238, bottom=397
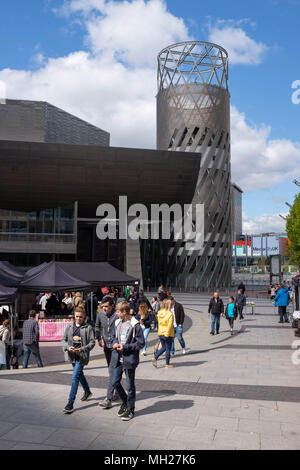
left=157, top=41, right=232, bottom=289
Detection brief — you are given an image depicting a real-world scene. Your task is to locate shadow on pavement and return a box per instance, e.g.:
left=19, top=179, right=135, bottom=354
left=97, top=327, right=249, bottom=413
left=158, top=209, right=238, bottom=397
left=136, top=399, right=194, bottom=417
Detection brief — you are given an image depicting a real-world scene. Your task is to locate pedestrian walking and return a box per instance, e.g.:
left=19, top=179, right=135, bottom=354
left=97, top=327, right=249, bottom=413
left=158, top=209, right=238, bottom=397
left=152, top=299, right=175, bottom=368
left=224, top=296, right=238, bottom=335
left=208, top=292, right=224, bottom=336
left=0, top=319, right=11, bottom=370
left=270, top=285, right=276, bottom=300
left=238, top=282, right=246, bottom=294
left=22, top=310, right=43, bottom=368
left=274, top=285, right=290, bottom=323
left=111, top=301, right=145, bottom=421
left=136, top=289, right=153, bottom=312
left=235, top=288, right=246, bottom=320
left=95, top=295, right=119, bottom=409
left=151, top=296, right=160, bottom=330
left=168, top=295, right=186, bottom=355
left=136, top=302, right=152, bottom=356
left=61, top=307, right=95, bottom=414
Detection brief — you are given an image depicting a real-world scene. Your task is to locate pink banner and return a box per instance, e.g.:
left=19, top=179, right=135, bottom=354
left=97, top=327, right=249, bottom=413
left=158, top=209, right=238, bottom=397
left=39, top=321, right=71, bottom=342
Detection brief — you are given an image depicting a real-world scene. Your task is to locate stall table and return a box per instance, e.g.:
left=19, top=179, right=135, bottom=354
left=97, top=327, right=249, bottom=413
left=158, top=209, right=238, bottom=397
left=37, top=317, right=73, bottom=342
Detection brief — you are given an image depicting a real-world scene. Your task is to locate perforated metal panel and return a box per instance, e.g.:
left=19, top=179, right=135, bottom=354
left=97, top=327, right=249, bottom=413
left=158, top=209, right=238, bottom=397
left=157, top=42, right=232, bottom=289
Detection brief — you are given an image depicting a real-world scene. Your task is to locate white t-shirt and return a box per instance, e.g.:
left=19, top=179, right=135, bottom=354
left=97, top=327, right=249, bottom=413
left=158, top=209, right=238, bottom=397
left=171, top=306, right=177, bottom=328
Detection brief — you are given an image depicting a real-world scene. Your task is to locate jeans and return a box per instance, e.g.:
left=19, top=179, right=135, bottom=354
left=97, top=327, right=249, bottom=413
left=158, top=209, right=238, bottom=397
left=111, top=364, right=136, bottom=411
left=68, top=359, right=90, bottom=404
left=171, top=326, right=185, bottom=353
left=211, top=314, right=220, bottom=334
left=22, top=343, right=43, bottom=368
left=155, top=336, right=173, bottom=365
left=278, top=306, right=288, bottom=322
left=0, top=345, right=11, bottom=370
left=104, top=346, right=116, bottom=401
left=237, top=305, right=244, bottom=319
left=142, top=328, right=151, bottom=353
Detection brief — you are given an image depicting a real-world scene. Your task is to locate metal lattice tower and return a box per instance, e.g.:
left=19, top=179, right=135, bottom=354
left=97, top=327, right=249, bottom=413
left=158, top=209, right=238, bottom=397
left=157, top=41, right=232, bottom=289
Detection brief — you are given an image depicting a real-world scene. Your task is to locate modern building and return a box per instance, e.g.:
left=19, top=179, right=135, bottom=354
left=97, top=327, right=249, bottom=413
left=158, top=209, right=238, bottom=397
left=0, top=99, right=109, bottom=146
left=157, top=41, right=232, bottom=289
left=0, top=41, right=241, bottom=289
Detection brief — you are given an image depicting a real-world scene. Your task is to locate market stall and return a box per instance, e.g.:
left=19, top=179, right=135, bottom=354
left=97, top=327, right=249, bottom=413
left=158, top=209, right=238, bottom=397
left=0, top=285, right=18, bottom=367
left=18, top=261, right=91, bottom=342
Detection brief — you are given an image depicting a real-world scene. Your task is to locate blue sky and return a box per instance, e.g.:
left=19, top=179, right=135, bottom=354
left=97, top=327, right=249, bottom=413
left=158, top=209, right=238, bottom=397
left=0, top=0, right=299, bottom=233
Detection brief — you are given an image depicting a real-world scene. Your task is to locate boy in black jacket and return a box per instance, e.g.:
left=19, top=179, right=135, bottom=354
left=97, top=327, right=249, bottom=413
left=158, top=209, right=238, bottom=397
left=111, top=301, right=145, bottom=421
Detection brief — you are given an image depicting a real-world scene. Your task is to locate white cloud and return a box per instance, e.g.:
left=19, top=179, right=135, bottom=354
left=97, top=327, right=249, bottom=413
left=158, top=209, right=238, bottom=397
left=242, top=211, right=287, bottom=234
left=231, top=105, right=300, bottom=191
left=208, top=19, right=268, bottom=65
left=0, top=1, right=298, bottom=196
left=0, top=0, right=189, bottom=148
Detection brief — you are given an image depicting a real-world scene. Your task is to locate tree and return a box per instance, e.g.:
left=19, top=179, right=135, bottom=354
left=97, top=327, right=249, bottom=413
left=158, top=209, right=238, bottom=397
left=286, top=193, right=300, bottom=269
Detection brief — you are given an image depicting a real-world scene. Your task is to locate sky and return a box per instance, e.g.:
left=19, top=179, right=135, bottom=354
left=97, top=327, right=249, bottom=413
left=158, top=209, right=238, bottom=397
left=0, top=0, right=299, bottom=234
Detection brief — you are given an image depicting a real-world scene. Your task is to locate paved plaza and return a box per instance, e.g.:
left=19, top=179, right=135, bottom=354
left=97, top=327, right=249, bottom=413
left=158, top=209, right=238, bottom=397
left=0, top=293, right=300, bottom=450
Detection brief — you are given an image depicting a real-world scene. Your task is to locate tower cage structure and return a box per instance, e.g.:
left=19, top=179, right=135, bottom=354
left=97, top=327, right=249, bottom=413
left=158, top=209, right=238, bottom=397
left=157, top=41, right=232, bottom=289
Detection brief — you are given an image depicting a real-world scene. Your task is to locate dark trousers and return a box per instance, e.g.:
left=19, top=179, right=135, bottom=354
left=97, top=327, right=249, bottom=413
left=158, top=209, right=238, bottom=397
left=111, top=363, right=136, bottom=411
left=278, top=306, right=288, bottom=322
left=23, top=343, right=43, bottom=368
left=228, top=318, right=234, bottom=329
left=155, top=336, right=173, bottom=365
left=104, top=346, right=116, bottom=401
left=237, top=305, right=244, bottom=319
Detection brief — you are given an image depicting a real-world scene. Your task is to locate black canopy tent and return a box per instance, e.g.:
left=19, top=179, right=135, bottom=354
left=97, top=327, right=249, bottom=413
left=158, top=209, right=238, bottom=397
left=57, top=262, right=140, bottom=288
left=0, top=262, right=24, bottom=287
left=0, top=285, right=17, bottom=306
left=0, top=285, right=18, bottom=359
left=23, top=262, right=48, bottom=280
left=19, top=261, right=91, bottom=292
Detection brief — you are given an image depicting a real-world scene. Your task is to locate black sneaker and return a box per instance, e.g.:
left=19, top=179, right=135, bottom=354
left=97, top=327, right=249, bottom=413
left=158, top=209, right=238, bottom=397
left=216, top=331, right=220, bottom=335
left=63, top=402, right=74, bottom=414
left=210, top=332, right=214, bottom=335
left=121, top=409, right=134, bottom=421
left=81, top=390, right=92, bottom=401
left=117, top=403, right=128, bottom=417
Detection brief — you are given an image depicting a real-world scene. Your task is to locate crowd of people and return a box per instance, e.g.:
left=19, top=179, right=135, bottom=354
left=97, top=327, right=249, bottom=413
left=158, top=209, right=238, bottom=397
left=0, top=280, right=295, bottom=422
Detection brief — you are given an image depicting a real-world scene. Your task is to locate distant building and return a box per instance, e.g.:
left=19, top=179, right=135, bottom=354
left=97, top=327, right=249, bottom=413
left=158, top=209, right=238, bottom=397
left=0, top=99, right=110, bottom=146
left=232, top=183, right=243, bottom=239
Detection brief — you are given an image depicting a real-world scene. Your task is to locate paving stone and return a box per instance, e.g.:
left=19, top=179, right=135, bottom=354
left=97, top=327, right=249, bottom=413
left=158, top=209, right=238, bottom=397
left=0, top=439, right=19, bottom=450
left=260, top=435, right=300, bottom=450
left=46, top=427, right=100, bottom=449
left=197, top=415, right=239, bottom=431
left=238, top=418, right=281, bottom=435
left=87, top=433, right=142, bottom=450
left=220, top=405, right=260, bottom=420
left=125, top=422, right=172, bottom=438
left=0, top=421, right=18, bottom=437
left=281, top=422, right=300, bottom=439
left=260, top=408, right=300, bottom=424
left=169, top=426, right=215, bottom=445
left=2, top=424, right=57, bottom=444
left=213, top=429, right=260, bottom=450
left=12, top=442, right=62, bottom=450
left=137, top=438, right=188, bottom=450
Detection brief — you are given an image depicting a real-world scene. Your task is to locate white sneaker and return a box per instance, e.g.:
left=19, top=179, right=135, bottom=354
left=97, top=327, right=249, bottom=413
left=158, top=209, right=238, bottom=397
left=141, top=351, right=146, bottom=356
left=182, top=349, right=186, bottom=355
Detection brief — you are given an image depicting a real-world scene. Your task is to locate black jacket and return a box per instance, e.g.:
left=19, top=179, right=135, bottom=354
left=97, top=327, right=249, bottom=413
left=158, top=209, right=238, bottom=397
left=135, top=312, right=152, bottom=329
left=174, top=302, right=185, bottom=325
left=95, top=309, right=117, bottom=349
left=208, top=298, right=224, bottom=315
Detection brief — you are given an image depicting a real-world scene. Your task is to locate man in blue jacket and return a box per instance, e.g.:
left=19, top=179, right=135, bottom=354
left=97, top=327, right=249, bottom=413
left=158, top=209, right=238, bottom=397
left=274, top=285, right=290, bottom=323
left=111, top=301, right=145, bottom=421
